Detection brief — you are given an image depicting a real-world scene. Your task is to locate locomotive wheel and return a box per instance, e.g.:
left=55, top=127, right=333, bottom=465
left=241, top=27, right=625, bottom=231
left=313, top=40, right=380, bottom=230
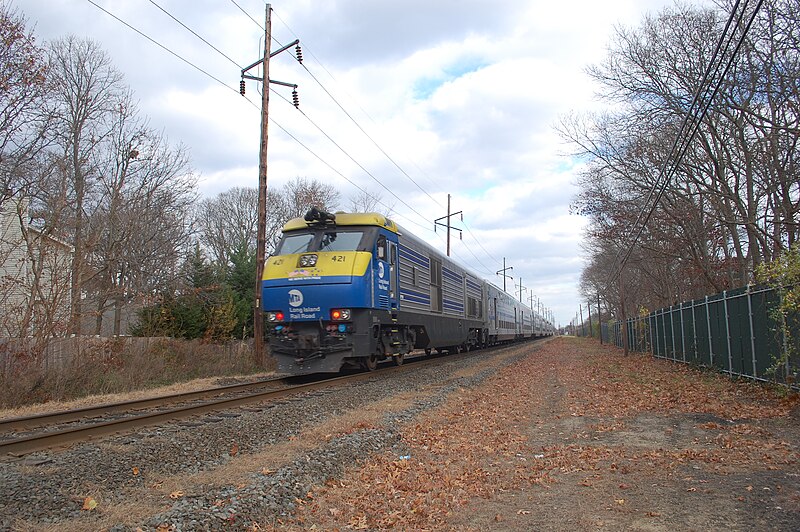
left=393, top=353, right=404, bottom=366
left=363, top=354, right=378, bottom=371
left=424, top=348, right=432, bottom=356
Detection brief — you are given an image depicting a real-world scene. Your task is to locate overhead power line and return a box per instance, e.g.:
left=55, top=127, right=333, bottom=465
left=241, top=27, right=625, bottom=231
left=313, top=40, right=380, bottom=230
left=148, top=0, right=242, bottom=69
left=228, top=0, right=264, bottom=30
left=85, top=0, right=506, bottom=277
left=84, top=0, right=237, bottom=95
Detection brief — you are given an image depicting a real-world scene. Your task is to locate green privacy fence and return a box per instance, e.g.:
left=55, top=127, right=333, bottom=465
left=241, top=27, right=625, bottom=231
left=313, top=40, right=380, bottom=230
left=609, top=285, right=798, bottom=385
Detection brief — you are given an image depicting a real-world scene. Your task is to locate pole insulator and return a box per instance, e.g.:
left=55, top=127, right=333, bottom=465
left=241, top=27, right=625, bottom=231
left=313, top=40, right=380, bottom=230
left=239, top=79, right=246, bottom=95
left=295, top=44, right=303, bottom=63
left=292, top=88, right=300, bottom=108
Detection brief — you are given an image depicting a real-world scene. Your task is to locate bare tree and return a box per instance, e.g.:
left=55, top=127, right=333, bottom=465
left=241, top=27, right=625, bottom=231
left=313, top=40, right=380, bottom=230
left=86, top=95, right=196, bottom=336
left=265, top=177, right=341, bottom=254
left=0, top=5, right=70, bottom=350
left=278, top=176, right=341, bottom=220
left=46, top=36, right=126, bottom=335
left=196, top=187, right=259, bottom=269
left=0, top=3, right=50, bottom=204
left=562, top=0, right=800, bottom=312
left=347, top=188, right=393, bottom=215
left=196, top=177, right=341, bottom=267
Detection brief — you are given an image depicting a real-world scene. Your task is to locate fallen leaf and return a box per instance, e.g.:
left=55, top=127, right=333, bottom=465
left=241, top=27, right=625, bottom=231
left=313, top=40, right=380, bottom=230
left=230, top=443, right=239, bottom=456
left=517, top=509, right=531, bottom=515
left=169, top=491, right=184, bottom=499
left=132, top=467, right=140, bottom=476
left=494, top=513, right=503, bottom=522
left=615, top=499, right=625, bottom=505
left=261, top=468, right=276, bottom=475
left=329, top=508, right=341, bottom=516
left=82, top=497, right=98, bottom=511
left=746, top=486, right=753, bottom=491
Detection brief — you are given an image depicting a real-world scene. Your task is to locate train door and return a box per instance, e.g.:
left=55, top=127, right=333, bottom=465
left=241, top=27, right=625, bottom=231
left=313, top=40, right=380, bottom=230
left=388, top=241, right=398, bottom=312
left=374, top=235, right=390, bottom=310
left=430, top=258, right=442, bottom=312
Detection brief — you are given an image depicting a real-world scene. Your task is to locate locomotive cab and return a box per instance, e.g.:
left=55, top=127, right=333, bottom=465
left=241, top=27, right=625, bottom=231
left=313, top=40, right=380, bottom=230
left=262, top=209, right=404, bottom=373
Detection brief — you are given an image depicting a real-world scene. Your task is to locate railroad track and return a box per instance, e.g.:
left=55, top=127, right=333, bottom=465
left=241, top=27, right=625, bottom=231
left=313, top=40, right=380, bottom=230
left=0, top=338, right=551, bottom=457
left=0, top=370, right=385, bottom=457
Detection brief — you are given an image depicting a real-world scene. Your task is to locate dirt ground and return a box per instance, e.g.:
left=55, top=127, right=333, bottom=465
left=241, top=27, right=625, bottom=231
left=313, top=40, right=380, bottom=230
left=286, top=336, right=800, bottom=531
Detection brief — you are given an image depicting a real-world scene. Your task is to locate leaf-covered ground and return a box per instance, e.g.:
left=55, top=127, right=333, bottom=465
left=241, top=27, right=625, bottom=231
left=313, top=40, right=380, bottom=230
left=283, top=337, right=800, bottom=530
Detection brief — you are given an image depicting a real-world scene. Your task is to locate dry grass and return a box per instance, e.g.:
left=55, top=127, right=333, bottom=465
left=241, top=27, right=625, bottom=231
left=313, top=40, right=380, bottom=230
left=0, top=338, right=274, bottom=411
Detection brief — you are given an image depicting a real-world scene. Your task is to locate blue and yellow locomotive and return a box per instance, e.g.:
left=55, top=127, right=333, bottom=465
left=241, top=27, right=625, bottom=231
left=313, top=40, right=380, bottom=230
left=262, top=208, right=552, bottom=374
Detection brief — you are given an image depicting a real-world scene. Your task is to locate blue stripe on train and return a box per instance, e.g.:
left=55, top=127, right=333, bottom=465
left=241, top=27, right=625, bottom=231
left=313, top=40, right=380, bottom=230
left=400, top=289, right=430, bottom=305
left=442, top=268, right=462, bottom=283
left=399, top=246, right=430, bottom=268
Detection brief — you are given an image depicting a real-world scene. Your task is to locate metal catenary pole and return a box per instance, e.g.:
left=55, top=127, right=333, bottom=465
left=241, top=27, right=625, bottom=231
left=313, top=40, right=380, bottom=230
left=434, top=193, right=462, bottom=257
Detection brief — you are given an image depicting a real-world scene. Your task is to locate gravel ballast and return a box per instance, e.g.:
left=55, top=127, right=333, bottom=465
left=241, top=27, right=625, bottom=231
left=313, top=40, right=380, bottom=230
left=0, top=345, right=531, bottom=530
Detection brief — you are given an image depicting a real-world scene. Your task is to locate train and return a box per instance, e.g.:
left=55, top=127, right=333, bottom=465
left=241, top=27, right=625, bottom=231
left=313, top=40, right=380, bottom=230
left=261, top=208, right=554, bottom=374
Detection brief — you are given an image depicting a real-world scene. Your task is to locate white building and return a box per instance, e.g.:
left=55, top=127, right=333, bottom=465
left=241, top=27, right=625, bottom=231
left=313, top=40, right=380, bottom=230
left=0, top=197, right=72, bottom=337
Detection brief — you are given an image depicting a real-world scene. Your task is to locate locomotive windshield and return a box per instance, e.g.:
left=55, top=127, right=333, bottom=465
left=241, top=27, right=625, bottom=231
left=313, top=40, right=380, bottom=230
left=279, top=233, right=315, bottom=254
left=320, top=231, right=363, bottom=252
left=275, top=228, right=370, bottom=255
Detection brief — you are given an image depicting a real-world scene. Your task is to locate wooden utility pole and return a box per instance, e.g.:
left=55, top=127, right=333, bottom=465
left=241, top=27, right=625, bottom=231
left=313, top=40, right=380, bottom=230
left=597, top=293, right=603, bottom=344
left=587, top=299, right=593, bottom=339
left=620, top=271, right=629, bottom=356
left=241, top=6, right=300, bottom=365
left=252, top=4, right=272, bottom=365
left=579, top=304, right=584, bottom=337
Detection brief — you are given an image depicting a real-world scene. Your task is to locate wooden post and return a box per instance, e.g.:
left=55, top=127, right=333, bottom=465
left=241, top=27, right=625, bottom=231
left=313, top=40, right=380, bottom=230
left=254, top=4, right=272, bottom=365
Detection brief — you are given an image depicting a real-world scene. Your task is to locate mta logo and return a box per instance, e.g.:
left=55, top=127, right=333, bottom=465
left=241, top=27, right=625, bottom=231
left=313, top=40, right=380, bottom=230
left=288, top=289, right=303, bottom=307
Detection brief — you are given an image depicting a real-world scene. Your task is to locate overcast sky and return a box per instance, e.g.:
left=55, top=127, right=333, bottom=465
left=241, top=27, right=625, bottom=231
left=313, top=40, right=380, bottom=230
left=13, top=0, right=709, bottom=327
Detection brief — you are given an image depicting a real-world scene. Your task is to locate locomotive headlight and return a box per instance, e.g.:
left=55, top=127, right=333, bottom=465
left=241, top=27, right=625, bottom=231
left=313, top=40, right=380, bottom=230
left=298, top=254, right=318, bottom=267
left=267, top=311, right=285, bottom=322
left=330, top=308, right=351, bottom=321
